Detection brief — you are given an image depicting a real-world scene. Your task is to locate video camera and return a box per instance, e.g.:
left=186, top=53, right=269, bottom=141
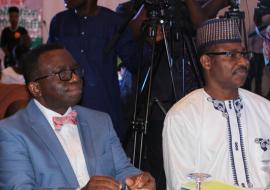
left=143, top=0, right=195, bottom=35
left=144, top=0, right=182, bottom=21
left=227, top=0, right=240, bottom=10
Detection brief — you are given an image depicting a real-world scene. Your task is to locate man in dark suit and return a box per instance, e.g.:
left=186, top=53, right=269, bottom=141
left=0, top=44, right=155, bottom=190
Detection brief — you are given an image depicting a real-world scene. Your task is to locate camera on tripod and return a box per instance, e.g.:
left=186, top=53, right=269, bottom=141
left=227, top=0, right=240, bottom=10
left=143, top=0, right=194, bottom=39
left=144, top=0, right=176, bottom=22
left=224, top=0, right=242, bottom=19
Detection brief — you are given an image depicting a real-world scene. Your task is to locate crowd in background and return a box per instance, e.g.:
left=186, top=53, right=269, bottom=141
left=0, top=6, right=30, bottom=120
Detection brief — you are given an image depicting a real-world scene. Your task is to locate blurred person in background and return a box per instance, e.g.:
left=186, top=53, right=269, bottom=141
left=1, top=6, right=28, bottom=68
left=262, top=12, right=270, bottom=100
left=1, top=33, right=31, bottom=85
left=0, top=27, right=31, bottom=119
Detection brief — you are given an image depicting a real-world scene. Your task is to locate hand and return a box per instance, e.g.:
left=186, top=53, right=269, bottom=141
left=81, top=176, right=122, bottom=190
left=125, top=172, right=156, bottom=190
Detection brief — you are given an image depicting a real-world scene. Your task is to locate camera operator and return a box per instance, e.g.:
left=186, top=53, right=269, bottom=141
left=263, top=24, right=270, bottom=68
left=235, top=0, right=267, bottom=96
left=116, top=0, right=229, bottom=189
left=263, top=24, right=270, bottom=85
left=256, top=6, right=270, bottom=68
left=261, top=15, right=270, bottom=99
left=117, top=0, right=228, bottom=39
left=246, top=0, right=270, bottom=99
left=218, top=0, right=270, bottom=97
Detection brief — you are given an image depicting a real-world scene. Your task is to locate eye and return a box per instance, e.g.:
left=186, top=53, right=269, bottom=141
left=59, top=70, right=72, bottom=81
left=231, top=52, right=240, bottom=59
left=225, top=51, right=235, bottom=58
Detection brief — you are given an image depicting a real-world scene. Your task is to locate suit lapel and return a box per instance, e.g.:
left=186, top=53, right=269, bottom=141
left=27, top=100, right=79, bottom=187
left=74, top=107, right=96, bottom=176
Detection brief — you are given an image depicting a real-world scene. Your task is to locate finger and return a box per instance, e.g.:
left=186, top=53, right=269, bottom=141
left=126, top=173, right=146, bottom=189
left=135, top=173, right=151, bottom=188
left=133, top=172, right=156, bottom=190
left=125, top=176, right=135, bottom=188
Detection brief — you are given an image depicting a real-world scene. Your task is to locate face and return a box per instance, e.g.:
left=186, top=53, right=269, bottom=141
left=201, top=42, right=250, bottom=91
left=9, top=12, right=19, bottom=27
left=29, top=49, right=82, bottom=114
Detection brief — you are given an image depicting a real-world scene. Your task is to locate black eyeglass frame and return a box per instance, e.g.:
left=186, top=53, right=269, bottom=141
left=33, top=67, right=84, bottom=82
left=205, top=51, right=254, bottom=60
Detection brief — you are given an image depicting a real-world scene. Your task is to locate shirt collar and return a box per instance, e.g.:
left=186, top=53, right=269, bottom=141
left=33, top=99, right=73, bottom=129
left=203, top=88, right=242, bottom=101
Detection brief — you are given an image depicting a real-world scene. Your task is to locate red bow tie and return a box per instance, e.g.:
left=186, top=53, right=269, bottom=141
left=52, top=111, right=77, bottom=130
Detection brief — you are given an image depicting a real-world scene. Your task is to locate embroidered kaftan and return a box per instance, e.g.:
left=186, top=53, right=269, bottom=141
left=163, top=88, right=270, bottom=190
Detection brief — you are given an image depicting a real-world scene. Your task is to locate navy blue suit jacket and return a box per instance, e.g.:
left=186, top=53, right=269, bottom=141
left=0, top=100, right=140, bottom=189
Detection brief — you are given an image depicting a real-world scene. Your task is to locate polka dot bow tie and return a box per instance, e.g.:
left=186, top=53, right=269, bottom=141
left=52, top=111, right=77, bottom=130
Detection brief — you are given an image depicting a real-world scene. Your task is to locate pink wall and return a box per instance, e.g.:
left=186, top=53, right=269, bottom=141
left=42, top=1, right=65, bottom=42
left=24, top=0, right=41, bottom=10
left=98, top=0, right=127, bottom=11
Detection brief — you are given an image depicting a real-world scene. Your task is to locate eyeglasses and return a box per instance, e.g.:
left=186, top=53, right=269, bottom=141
left=33, top=67, right=84, bottom=82
left=205, top=51, right=254, bottom=61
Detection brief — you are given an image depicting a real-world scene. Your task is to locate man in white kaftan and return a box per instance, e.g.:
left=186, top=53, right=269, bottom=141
left=163, top=88, right=270, bottom=190
left=163, top=17, right=270, bottom=190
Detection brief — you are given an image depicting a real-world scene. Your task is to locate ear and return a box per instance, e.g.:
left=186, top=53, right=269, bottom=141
left=200, top=54, right=212, bottom=70
left=28, top=82, right=42, bottom=98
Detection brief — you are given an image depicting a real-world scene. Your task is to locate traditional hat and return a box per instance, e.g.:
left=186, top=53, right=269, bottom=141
left=196, top=18, right=242, bottom=52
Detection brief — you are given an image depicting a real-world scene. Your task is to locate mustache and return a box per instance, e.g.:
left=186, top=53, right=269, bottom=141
left=233, top=66, right=248, bottom=74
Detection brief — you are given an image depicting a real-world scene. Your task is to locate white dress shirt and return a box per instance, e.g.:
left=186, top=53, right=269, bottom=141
left=34, top=99, right=89, bottom=188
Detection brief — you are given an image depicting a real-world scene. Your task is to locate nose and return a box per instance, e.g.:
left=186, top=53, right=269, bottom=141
left=69, top=72, right=81, bottom=82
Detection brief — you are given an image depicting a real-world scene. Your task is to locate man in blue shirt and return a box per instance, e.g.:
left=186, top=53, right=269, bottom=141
left=48, top=0, right=139, bottom=143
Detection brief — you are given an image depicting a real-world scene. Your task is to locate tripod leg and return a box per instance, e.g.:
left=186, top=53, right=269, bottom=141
left=161, top=22, right=178, bottom=102
left=130, top=22, right=159, bottom=168
left=182, top=33, right=204, bottom=87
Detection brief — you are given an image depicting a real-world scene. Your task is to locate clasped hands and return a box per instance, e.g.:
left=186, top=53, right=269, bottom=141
left=81, top=172, right=155, bottom=190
